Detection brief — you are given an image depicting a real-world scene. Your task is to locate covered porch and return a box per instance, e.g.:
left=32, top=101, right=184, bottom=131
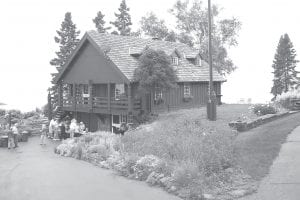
left=56, top=81, right=141, bottom=115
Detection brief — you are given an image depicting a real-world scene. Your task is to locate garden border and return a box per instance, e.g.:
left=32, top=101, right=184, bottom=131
left=229, top=111, right=298, bottom=132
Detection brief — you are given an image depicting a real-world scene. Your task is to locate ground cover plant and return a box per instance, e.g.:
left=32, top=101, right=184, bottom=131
left=250, top=103, right=277, bottom=116
left=275, top=89, right=300, bottom=109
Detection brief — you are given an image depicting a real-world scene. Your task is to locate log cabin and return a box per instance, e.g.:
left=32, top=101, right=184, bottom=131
left=51, top=30, right=226, bottom=132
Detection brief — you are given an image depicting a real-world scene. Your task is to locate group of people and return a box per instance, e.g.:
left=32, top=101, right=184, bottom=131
left=41, top=118, right=87, bottom=145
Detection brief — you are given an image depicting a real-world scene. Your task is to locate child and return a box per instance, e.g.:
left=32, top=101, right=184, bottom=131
left=40, top=124, right=47, bottom=145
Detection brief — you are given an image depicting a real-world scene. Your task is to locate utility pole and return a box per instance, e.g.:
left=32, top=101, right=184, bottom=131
left=206, top=0, right=217, bottom=120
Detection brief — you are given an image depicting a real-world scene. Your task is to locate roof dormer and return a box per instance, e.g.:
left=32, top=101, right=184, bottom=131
left=195, top=55, right=202, bottom=67
left=171, top=56, right=179, bottom=65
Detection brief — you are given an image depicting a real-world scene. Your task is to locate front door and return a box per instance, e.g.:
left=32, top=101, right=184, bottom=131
left=111, top=114, right=127, bottom=133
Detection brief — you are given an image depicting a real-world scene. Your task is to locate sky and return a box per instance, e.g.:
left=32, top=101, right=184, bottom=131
left=0, top=0, right=299, bottom=111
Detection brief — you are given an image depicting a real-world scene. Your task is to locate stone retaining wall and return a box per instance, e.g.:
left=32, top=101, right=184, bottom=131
left=229, top=111, right=297, bottom=132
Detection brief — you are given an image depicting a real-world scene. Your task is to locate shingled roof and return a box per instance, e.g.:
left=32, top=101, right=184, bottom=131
left=55, top=30, right=226, bottom=83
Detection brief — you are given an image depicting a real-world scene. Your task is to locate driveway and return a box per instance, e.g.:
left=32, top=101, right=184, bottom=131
left=0, top=136, right=180, bottom=200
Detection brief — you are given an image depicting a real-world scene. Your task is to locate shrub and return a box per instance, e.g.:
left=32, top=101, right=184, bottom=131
left=251, top=104, right=277, bottom=116
left=275, top=89, right=300, bottom=109
left=172, top=162, right=200, bottom=188
left=0, top=109, right=5, bottom=116
left=134, top=155, right=162, bottom=180
left=23, top=111, right=36, bottom=119
left=117, top=153, right=139, bottom=176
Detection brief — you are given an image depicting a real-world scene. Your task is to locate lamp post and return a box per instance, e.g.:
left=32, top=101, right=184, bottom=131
left=206, top=0, right=217, bottom=120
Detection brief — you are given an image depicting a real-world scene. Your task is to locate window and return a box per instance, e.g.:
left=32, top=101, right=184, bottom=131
left=172, top=57, right=179, bottom=65
left=154, top=88, right=163, bottom=101
left=69, top=84, right=73, bottom=97
left=83, top=84, right=89, bottom=94
left=195, top=57, right=202, bottom=66
left=184, top=83, right=191, bottom=98
left=112, top=115, right=120, bottom=124
left=120, top=115, right=127, bottom=123
left=115, top=84, right=125, bottom=100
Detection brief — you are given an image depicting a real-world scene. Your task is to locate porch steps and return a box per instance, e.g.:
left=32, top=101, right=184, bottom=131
left=53, top=106, right=65, bottom=121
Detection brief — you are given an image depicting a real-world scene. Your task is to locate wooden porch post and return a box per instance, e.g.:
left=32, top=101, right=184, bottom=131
left=128, top=83, right=133, bottom=124
left=88, top=80, right=93, bottom=111
left=73, top=83, right=76, bottom=118
left=58, top=83, right=63, bottom=107
left=108, top=83, right=111, bottom=113
left=128, top=83, right=133, bottom=113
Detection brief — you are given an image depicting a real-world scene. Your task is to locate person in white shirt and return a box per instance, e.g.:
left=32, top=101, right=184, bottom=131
left=11, top=123, right=19, bottom=148
left=79, top=122, right=86, bottom=134
left=40, top=124, right=47, bottom=145
left=69, top=119, right=77, bottom=138
left=49, top=119, right=55, bottom=138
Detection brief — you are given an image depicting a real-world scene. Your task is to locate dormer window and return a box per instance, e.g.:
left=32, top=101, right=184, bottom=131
left=172, top=57, right=179, bottom=65
left=195, top=57, right=202, bottom=66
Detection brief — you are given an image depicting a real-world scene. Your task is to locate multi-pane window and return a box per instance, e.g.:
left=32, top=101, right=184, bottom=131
left=184, top=83, right=191, bottom=97
left=69, top=84, right=73, bottom=97
left=195, top=57, right=202, bottom=66
left=154, top=88, right=163, bottom=101
left=83, top=84, right=89, bottom=94
left=172, top=57, right=179, bottom=65
left=115, top=84, right=125, bottom=100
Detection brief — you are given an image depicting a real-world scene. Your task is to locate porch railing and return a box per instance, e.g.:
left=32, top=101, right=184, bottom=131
left=62, top=95, right=141, bottom=111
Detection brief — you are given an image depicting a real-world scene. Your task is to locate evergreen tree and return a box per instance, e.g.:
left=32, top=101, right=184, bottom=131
left=110, top=0, right=132, bottom=36
left=49, top=12, right=80, bottom=109
left=271, top=34, right=299, bottom=99
left=93, top=11, right=111, bottom=33
left=50, top=12, right=80, bottom=72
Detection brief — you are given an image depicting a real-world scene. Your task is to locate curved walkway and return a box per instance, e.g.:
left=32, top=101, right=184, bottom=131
left=0, top=137, right=180, bottom=200
left=241, top=125, right=300, bottom=200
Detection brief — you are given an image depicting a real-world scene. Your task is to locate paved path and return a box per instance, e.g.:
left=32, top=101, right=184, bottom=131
left=241, top=125, right=300, bottom=200
left=0, top=136, right=180, bottom=200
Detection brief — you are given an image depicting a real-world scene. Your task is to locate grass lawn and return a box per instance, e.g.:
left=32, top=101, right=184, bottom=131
left=123, top=104, right=255, bottom=160
left=234, top=111, right=300, bottom=181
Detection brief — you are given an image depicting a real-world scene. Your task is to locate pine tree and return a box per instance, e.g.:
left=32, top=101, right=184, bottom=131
left=271, top=34, right=299, bottom=99
left=50, top=12, right=80, bottom=72
left=110, top=0, right=132, bottom=36
left=49, top=12, right=80, bottom=109
left=93, top=11, right=111, bottom=33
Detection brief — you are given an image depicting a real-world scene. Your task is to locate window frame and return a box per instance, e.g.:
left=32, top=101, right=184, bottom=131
left=82, top=84, right=89, bottom=95
left=115, top=84, right=125, bottom=100
left=195, top=57, right=202, bottom=66
left=183, top=83, right=191, bottom=98
left=172, top=56, right=179, bottom=65
left=154, top=88, right=163, bottom=101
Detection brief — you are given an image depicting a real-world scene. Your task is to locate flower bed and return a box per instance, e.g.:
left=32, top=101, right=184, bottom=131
left=55, top=129, right=255, bottom=200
